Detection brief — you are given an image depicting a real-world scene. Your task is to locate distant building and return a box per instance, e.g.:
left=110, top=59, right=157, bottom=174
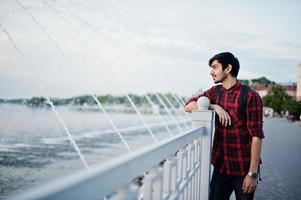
left=297, top=63, right=301, bottom=101
left=242, top=74, right=300, bottom=100
left=281, top=84, right=297, bottom=99
left=250, top=82, right=271, bottom=98
left=254, top=84, right=296, bottom=99
left=250, top=82, right=268, bottom=97
left=251, top=82, right=297, bottom=99
left=257, top=87, right=271, bottom=98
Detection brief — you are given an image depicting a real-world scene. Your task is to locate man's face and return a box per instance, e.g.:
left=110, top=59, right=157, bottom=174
left=209, top=60, right=227, bottom=84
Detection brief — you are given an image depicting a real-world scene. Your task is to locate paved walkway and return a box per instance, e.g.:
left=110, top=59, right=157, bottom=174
left=254, top=118, right=301, bottom=200
left=230, top=118, right=301, bottom=200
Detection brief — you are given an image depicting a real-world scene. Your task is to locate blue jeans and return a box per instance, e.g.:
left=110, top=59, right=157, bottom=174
left=209, top=171, right=255, bottom=200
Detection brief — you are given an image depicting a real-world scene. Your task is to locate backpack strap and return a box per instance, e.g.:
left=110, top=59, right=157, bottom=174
left=213, top=84, right=250, bottom=118
left=212, top=84, right=222, bottom=104
left=238, top=84, right=250, bottom=118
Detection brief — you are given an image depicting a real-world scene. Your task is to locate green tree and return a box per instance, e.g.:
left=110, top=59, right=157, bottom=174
left=262, top=85, right=290, bottom=114
left=26, top=97, right=47, bottom=107
left=251, top=76, right=275, bottom=86
left=283, top=99, right=301, bottom=119
left=263, top=85, right=301, bottom=119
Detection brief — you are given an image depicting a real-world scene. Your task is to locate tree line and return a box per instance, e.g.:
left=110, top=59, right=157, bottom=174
left=0, top=93, right=185, bottom=108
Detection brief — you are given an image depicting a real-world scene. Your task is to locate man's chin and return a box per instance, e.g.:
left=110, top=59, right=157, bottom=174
left=213, top=80, right=221, bottom=84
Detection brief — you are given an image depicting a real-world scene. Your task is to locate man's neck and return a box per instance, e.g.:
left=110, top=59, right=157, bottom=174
left=221, top=77, right=237, bottom=89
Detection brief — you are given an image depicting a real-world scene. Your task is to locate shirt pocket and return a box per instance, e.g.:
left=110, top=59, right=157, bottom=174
left=227, top=105, right=242, bottom=128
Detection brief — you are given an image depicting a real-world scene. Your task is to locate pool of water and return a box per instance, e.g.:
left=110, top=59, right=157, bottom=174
left=0, top=104, right=189, bottom=198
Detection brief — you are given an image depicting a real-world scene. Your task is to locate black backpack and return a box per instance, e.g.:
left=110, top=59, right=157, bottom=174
left=213, top=84, right=250, bottom=118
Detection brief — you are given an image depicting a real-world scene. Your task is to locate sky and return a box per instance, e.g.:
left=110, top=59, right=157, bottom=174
left=0, top=0, right=300, bottom=98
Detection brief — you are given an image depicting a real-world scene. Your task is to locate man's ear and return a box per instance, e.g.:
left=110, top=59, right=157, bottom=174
left=225, top=64, right=232, bottom=74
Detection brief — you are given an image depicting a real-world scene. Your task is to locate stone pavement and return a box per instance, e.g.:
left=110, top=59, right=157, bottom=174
left=254, top=118, right=301, bottom=200
left=230, top=118, right=301, bottom=200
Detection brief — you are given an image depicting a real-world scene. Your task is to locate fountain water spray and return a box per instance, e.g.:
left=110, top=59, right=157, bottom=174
left=14, top=0, right=134, bottom=153
left=125, top=94, right=158, bottom=142
left=155, top=93, right=184, bottom=134
left=176, top=94, right=187, bottom=106
left=145, top=95, right=173, bottom=136
left=174, top=94, right=191, bottom=118
left=173, top=94, right=191, bottom=125
left=57, top=12, right=182, bottom=136
left=62, top=1, right=189, bottom=136
left=160, top=93, right=190, bottom=130
left=170, top=94, right=191, bottom=128
left=57, top=5, right=188, bottom=138
left=0, top=21, right=90, bottom=170
left=174, top=94, right=185, bottom=107
left=39, top=0, right=158, bottom=143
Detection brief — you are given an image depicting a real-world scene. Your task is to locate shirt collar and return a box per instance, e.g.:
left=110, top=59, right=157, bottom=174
left=222, top=81, right=241, bottom=93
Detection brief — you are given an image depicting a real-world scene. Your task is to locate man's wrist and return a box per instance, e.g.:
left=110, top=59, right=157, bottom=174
left=247, top=172, right=258, bottom=179
left=209, top=104, right=216, bottom=110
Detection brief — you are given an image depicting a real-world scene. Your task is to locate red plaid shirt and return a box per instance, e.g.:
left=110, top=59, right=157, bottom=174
left=186, top=82, right=265, bottom=176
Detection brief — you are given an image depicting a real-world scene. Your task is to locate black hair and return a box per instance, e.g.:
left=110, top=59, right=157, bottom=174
left=208, top=52, right=240, bottom=77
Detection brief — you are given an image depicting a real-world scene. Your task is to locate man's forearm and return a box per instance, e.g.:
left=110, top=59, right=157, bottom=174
left=249, top=137, right=262, bottom=173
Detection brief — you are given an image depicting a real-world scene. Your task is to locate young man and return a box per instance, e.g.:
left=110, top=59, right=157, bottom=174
left=185, top=52, right=264, bottom=200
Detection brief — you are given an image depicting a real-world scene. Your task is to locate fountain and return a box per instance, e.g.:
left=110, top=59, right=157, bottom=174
left=28, top=0, right=161, bottom=144
left=155, top=93, right=184, bottom=134
left=0, top=21, right=89, bottom=170
left=145, top=95, right=173, bottom=136
left=0, top=2, right=192, bottom=198
left=49, top=2, right=188, bottom=136
left=161, top=93, right=190, bottom=130
left=14, top=0, right=149, bottom=155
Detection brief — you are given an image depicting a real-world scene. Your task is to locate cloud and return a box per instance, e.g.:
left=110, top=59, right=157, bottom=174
left=0, top=0, right=300, bottom=98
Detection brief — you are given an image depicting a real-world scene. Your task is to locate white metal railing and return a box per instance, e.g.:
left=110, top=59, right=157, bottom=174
left=11, top=110, right=214, bottom=200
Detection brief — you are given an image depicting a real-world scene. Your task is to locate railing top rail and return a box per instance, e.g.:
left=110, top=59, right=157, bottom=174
left=13, top=127, right=205, bottom=200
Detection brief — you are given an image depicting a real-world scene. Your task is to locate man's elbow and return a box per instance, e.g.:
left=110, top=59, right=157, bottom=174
left=252, top=136, right=263, bottom=143
left=184, top=101, right=197, bottom=113
left=184, top=105, right=192, bottom=113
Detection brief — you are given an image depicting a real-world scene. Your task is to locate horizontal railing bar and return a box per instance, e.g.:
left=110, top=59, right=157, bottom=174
left=13, top=127, right=204, bottom=200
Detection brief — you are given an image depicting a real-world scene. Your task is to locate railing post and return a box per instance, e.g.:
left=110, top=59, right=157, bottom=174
left=192, top=108, right=215, bottom=200
left=163, top=157, right=172, bottom=196
left=186, top=144, right=193, bottom=200
left=176, top=149, right=184, bottom=200
left=143, top=167, right=163, bottom=200
left=195, top=138, right=202, bottom=200
left=192, top=139, right=199, bottom=200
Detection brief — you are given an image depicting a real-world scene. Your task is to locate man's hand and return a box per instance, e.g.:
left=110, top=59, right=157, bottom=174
left=242, top=175, right=257, bottom=193
left=211, top=104, right=231, bottom=127
left=184, top=101, right=198, bottom=113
